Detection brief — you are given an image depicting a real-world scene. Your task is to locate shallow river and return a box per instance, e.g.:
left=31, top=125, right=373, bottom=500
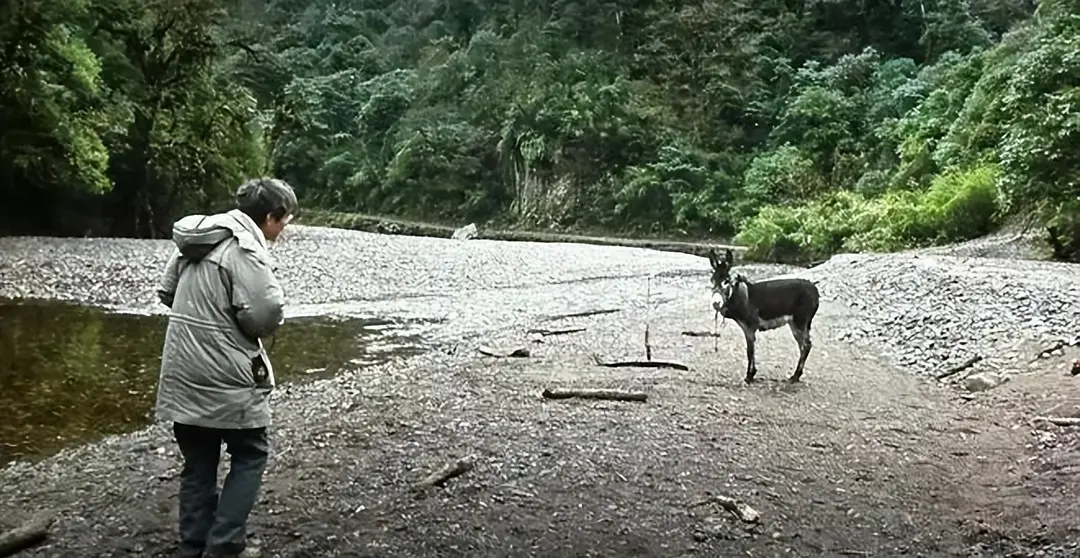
left=0, top=226, right=780, bottom=466
left=0, top=298, right=429, bottom=464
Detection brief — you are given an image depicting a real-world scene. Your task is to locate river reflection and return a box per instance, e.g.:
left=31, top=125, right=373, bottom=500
left=0, top=299, right=426, bottom=465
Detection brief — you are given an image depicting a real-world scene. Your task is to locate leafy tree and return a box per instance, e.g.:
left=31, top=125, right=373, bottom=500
left=7, top=0, right=1080, bottom=264
left=0, top=0, right=112, bottom=233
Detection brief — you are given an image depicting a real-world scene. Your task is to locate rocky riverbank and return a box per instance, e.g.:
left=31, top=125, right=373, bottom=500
left=806, top=252, right=1080, bottom=381
left=297, top=210, right=741, bottom=258
left=1, top=225, right=1078, bottom=557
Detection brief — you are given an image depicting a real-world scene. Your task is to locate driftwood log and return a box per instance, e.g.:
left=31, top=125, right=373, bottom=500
left=412, top=455, right=476, bottom=490
left=0, top=513, right=55, bottom=557
left=542, top=388, right=648, bottom=402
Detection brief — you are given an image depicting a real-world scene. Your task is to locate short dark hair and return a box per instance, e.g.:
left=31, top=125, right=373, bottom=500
left=236, top=178, right=298, bottom=226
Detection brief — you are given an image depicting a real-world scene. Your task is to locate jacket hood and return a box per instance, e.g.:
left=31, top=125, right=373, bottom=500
left=172, top=209, right=267, bottom=262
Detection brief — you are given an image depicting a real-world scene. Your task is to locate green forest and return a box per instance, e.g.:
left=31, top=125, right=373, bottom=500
left=2, top=0, right=1079, bottom=262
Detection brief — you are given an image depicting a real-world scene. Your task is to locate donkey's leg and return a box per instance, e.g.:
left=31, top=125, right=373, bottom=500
left=788, top=319, right=813, bottom=383
left=738, top=322, right=758, bottom=383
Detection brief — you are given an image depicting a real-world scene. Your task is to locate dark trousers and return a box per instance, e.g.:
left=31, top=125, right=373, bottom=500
left=173, top=422, right=269, bottom=557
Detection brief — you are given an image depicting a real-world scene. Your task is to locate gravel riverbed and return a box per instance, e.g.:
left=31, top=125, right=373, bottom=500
left=1, top=225, right=1078, bottom=557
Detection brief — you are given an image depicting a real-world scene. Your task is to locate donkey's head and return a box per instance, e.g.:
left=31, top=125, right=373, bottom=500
left=708, top=248, right=736, bottom=312
left=708, top=248, right=735, bottom=289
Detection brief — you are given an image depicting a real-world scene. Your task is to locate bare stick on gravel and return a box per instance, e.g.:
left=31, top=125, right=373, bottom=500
left=935, top=355, right=983, bottom=380
left=541, top=309, right=621, bottom=321
left=645, top=277, right=653, bottom=361
left=591, top=355, right=689, bottom=371
left=644, top=323, right=652, bottom=361
left=412, top=455, right=476, bottom=490
left=681, top=330, right=723, bottom=338
left=691, top=494, right=761, bottom=524
left=1032, top=337, right=1080, bottom=361
left=477, top=345, right=530, bottom=358
left=541, top=388, right=648, bottom=402
left=1032, top=416, right=1080, bottom=427
left=526, top=327, right=586, bottom=336
left=0, top=513, right=55, bottom=557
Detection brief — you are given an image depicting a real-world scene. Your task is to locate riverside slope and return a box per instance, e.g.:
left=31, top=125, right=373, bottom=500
left=0, top=225, right=1078, bottom=557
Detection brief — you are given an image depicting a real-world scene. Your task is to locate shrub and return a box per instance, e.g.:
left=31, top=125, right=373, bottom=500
left=735, top=164, right=1002, bottom=262
left=912, top=163, right=1001, bottom=242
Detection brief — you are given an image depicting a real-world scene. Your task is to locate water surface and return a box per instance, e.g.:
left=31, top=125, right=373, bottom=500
left=0, top=299, right=426, bottom=465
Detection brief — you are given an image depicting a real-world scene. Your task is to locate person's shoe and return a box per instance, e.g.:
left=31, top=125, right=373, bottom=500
left=174, top=547, right=203, bottom=558
left=204, top=545, right=260, bottom=558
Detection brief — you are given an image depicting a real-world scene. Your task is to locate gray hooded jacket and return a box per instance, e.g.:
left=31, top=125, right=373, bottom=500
left=154, top=209, right=285, bottom=430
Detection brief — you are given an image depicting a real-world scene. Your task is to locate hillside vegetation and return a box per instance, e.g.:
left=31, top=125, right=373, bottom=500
left=2, top=0, right=1078, bottom=262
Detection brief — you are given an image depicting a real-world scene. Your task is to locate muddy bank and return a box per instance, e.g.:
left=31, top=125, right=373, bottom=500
left=0, top=226, right=1079, bottom=556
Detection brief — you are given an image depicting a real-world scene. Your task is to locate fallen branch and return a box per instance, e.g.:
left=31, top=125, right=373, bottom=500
left=477, top=345, right=530, bottom=358
left=526, top=327, right=586, bottom=336
left=935, top=355, right=982, bottom=380
left=542, top=388, right=648, bottom=402
left=1033, top=416, right=1080, bottom=427
left=691, top=494, right=760, bottom=524
left=682, top=330, right=723, bottom=338
left=591, top=355, right=689, bottom=371
left=412, top=455, right=476, bottom=490
left=0, top=513, right=55, bottom=557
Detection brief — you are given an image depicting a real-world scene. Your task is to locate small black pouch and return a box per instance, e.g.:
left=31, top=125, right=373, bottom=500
left=251, top=355, right=269, bottom=384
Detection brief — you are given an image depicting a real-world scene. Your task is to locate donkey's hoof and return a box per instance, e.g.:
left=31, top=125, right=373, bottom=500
left=786, top=376, right=802, bottom=384
left=744, top=375, right=757, bottom=384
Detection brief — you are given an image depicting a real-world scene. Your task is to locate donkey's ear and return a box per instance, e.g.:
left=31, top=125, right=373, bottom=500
left=707, top=248, right=720, bottom=269
left=724, top=248, right=734, bottom=265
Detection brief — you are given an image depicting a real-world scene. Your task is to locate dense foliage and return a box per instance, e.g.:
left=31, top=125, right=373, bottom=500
left=2, top=0, right=1078, bottom=261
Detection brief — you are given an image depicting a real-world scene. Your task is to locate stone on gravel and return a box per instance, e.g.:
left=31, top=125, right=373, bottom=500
left=964, top=372, right=1008, bottom=393
left=451, top=223, right=479, bottom=240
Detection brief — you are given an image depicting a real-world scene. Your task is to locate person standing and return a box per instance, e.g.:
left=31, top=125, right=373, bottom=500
left=154, top=178, right=298, bottom=558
